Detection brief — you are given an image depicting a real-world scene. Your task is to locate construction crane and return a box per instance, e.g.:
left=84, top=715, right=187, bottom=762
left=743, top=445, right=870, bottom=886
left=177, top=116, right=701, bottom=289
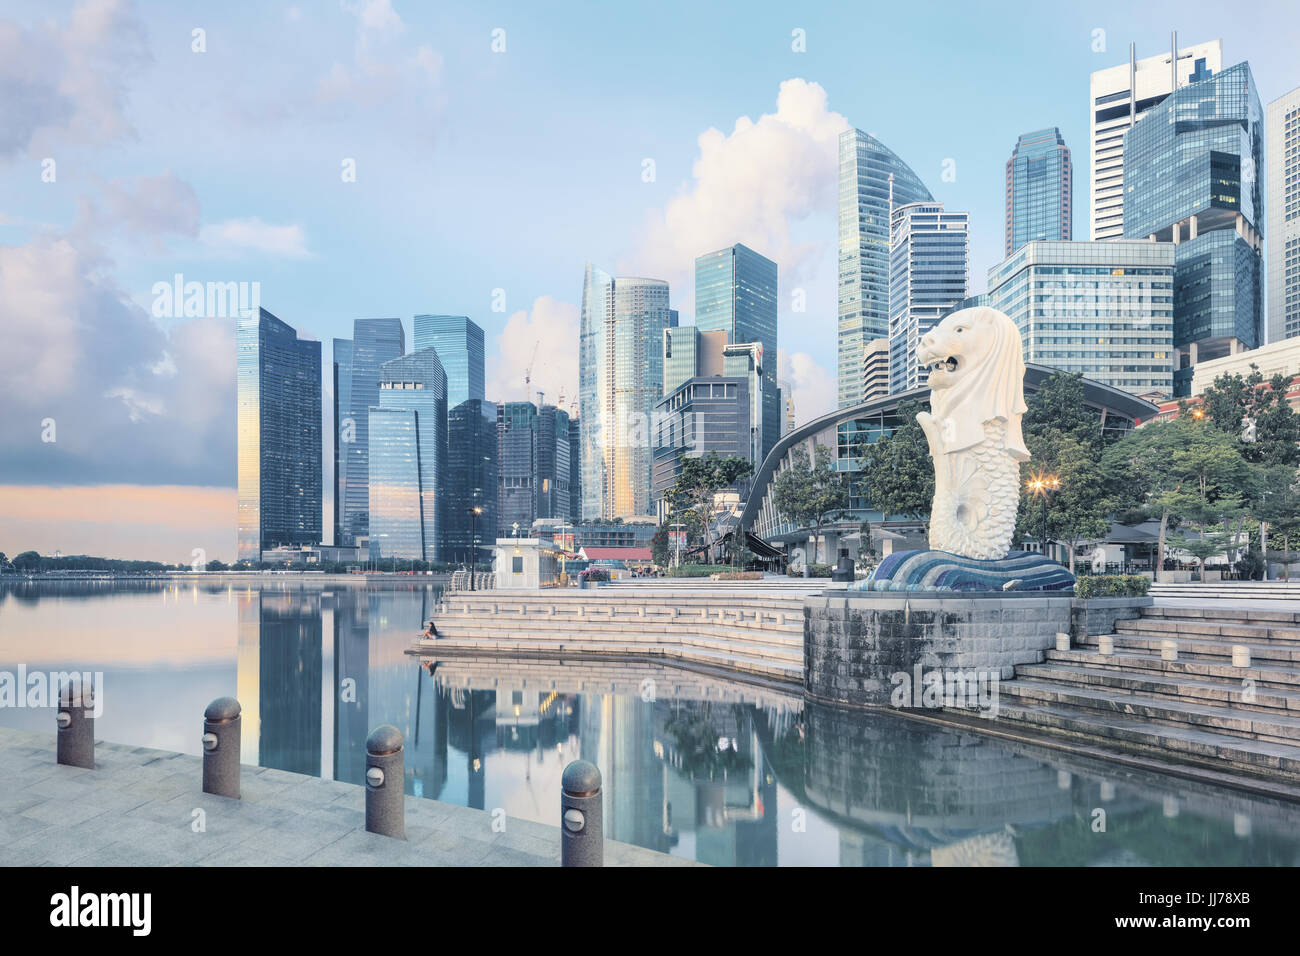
left=523, top=340, right=539, bottom=398
left=557, top=386, right=577, bottom=418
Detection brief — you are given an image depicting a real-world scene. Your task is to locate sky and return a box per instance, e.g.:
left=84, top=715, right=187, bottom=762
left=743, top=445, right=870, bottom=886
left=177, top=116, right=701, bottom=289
left=2, top=0, right=1298, bottom=562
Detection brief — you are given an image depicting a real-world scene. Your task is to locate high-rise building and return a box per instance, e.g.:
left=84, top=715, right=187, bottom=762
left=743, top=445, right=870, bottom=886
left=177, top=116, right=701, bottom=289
left=331, top=338, right=353, bottom=547
left=837, top=128, right=933, bottom=407
left=578, top=264, right=678, bottom=520
left=1123, top=60, right=1264, bottom=395
left=237, top=308, right=322, bottom=563
left=1266, top=87, right=1300, bottom=343
left=413, top=314, right=485, bottom=409
left=338, top=318, right=405, bottom=547
left=694, top=243, right=779, bottom=457
left=1005, top=128, right=1072, bottom=255
left=368, top=348, right=447, bottom=562
left=861, top=338, right=890, bottom=403
left=888, top=201, right=969, bottom=393
left=985, top=240, right=1176, bottom=396
left=1089, top=36, right=1222, bottom=241
left=445, top=399, right=498, bottom=566
left=567, top=416, right=581, bottom=524
left=663, top=327, right=727, bottom=395
left=537, top=404, right=572, bottom=522
left=497, top=401, right=537, bottom=535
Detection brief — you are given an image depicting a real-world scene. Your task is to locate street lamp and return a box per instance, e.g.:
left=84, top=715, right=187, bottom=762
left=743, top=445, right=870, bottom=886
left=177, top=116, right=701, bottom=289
left=1026, top=472, right=1061, bottom=561
left=469, top=506, right=483, bottom=591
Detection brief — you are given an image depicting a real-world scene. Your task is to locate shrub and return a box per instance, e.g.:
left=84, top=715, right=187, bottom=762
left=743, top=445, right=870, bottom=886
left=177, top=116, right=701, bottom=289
left=1074, top=574, right=1150, bottom=599
left=788, top=563, right=832, bottom=578
left=667, top=564, right=732, bottom=578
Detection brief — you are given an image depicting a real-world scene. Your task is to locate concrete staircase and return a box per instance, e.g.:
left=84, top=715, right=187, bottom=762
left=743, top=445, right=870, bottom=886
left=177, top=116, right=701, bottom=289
left=993, top=605, right=1300, bottom=783
left=1151, top=580, right=1300, bottom=601
left=412, top=589, right=806, bottom=684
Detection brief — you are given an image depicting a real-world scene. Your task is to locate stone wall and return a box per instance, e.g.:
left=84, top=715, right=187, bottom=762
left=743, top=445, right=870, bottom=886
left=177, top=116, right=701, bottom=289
left=1068, top=596, right=1152, bottom=644
left=803, top=591, right=1072, bottom=709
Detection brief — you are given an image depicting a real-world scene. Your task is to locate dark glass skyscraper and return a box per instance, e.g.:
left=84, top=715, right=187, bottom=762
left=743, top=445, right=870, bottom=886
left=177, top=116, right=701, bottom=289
left=1005, top=127, right=1072, bottom=256
left=331, top=338, right=353, bottom=547
left=368, top=348, right=447, bottom=562
left=497, top=401, right=538, bottom=536
left=694, top=243, right=779, bottom=458
left=537, top=405, right=571, bottom=521
left=413, top=314, right=486, bottom=410
left=339, top=318, right=405, bottom=547
left=446, top=399, right=498, bottom=565
left=1123, top=61, right=1264, bottom=391
left=236, top=307, right=322, bottom=562
left=837, top=128, right=933, bottom=407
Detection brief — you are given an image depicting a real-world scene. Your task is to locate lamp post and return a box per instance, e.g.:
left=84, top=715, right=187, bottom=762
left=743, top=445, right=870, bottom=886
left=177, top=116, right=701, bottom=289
left=1027, top=472, right=1061, bottom=562
left=469, top=506, right=483, bottom=590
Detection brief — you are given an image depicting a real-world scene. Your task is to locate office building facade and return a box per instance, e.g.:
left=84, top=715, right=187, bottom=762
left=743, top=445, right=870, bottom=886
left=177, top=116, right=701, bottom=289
left=331, top=338, right=353, bottom=547
left=237, top=308, right=322, bottom=562
left=1266, top=87, right=1300, bottom=342
left=888, top=202, right=969, bottom=393
left=413, top=314, right=485, bottom=409
left=694, top=243, right=779, bottom=457
left=837, top=128, right=933, bottom=407
left=445, top=399, right=498, bottom=565
left=985, top=240, right=1176, bottom=397
left=1123, top=60, right=1264, bottom=393
left=578, top=264, right=678, bottom=520
left=1006, top=128, right=1072, bottom=255
left=338, top=318, right=405, bottom=546
left=368, top=348, right=447, bottom=562
left=1089, top=36, right=1222, bottom=240
left=861, top=338, right=890, bottom=403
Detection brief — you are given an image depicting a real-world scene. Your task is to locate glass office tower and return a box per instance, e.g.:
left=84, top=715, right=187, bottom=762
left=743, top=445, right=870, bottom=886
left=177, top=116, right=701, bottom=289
left=985, top=240, right=1176, bottom=397
left=236, top=307, right=322, bottom=563
left=837, top=128, right=933, bottom=407
left=497, top=401, right=538, bottom=535
left=368, top=348, right=447, bottom=562
left=537, top=404, right=572, bottom=522
left=445, top=399, right=498, bottom=565
left=887, top=201, right=969, bottom=393
left=331, top=338, right=353, bottom=547
left=1005, top=128, right=1072, bottom=256
left=1123, top=61, right=1264, bottom=393
left=413, top=314, right=486, bottom=409
left=694, top=243, right=779, bottom=458
left=339, top=318, right=405, bottom=547
left=578, top=264, right=678, bottom=520
left=1266, top=87, right=1300, bottom=342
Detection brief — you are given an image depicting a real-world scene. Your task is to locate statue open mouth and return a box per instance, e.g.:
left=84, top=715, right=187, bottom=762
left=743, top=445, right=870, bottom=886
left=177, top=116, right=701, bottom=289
left=927, top=357, right=959, bottom=373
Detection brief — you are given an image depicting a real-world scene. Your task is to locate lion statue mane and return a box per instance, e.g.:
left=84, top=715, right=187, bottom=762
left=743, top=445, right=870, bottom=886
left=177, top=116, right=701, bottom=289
left=915, top=307, right=1029, bottom=561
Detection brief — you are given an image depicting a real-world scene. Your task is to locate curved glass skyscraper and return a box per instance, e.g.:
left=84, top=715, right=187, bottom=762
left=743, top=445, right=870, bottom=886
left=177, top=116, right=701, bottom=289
left=837, top=129, right=933, bottom=407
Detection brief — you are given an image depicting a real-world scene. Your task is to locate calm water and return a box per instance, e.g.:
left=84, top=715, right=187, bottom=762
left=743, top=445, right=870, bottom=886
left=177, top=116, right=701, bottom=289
left=2, top=579, right=1299, bottom=866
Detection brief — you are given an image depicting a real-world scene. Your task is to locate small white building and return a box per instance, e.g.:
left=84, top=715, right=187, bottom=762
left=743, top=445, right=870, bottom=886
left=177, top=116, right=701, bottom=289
left=493, top=538, right=560, bottom=589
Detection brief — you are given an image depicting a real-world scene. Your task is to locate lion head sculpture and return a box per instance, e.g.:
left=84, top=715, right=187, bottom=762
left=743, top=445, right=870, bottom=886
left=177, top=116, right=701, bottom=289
left=916, top=307, right=1029, bottom=460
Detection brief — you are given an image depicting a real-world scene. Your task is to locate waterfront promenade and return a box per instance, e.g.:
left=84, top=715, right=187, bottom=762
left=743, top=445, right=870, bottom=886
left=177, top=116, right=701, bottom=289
left=0, top=727, right=696, bottom=867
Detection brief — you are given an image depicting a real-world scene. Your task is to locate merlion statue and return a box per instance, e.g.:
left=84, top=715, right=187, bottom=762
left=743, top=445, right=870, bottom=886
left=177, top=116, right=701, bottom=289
left=915, top=307, right=1029, bottom=561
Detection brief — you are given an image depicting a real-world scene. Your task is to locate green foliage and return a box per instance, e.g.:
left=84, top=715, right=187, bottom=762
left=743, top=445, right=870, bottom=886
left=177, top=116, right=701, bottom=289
left=857, top=399, right=933, bottom=524
left=666, top=564, right=734, bottom=578
left=771, top=443, right=851, bottom=577
left=788, top=563, right=831, bottom=578
left=1074, top=575, right=1151, bottom=598
left=650, top=526, right=670, bottom=567
left=1201, top=366, right=1300, bottom=468
left=662, top=452, right=754, bottom=558
left=1023, top=371, right=1104, bottom=447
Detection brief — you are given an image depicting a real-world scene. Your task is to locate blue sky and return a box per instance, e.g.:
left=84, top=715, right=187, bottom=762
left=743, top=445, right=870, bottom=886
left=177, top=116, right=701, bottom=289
left=2, top=0, right=1298, bottom=560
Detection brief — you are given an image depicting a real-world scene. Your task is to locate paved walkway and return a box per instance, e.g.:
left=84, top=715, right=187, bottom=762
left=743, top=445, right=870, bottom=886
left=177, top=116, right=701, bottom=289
left=0, top=727, right=697, bottom=867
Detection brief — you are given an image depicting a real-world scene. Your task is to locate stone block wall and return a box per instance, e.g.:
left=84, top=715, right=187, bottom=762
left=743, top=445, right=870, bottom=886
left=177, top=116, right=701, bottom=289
left=1068, top=597, right=1152, bottom=644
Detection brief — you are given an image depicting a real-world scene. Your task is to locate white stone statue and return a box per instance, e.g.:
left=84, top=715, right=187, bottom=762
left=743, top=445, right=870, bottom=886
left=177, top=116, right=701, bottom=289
left=1090, top=546, right=1106, bottom=574
left=915, top=307, right=1030, bottom=561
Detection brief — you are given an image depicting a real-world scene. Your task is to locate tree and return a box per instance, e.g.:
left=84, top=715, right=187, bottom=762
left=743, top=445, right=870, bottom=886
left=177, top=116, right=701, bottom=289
left=1018, top=429, right=1110, bottom=572
left=857, top=399, right=934, bottom=530
left=1022, top=371, right=1104, bottom=447
left=771, top=444, right=850, bottom=577
left=1257, top=465, right=1300, bottom=578
left=663, top=452, right=753, bottom=563
left=650, top=525, right=670, bottom=568
left=12, top=550, right=41, bottom=571
left=1201, top=366, right=1300, bottom=468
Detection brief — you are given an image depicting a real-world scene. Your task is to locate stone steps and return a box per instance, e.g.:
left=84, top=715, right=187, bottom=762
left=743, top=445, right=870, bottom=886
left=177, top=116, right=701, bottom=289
left=1077, top=632, right=1300, bottom=665
left=1115, top=618, right=1300, bottom=643
left=1151, top=583, right=1300, bottom=602
left=1142, top=606, right=1300, bottom=625
left=420, top=624, right=803, bottom=664
left=1015, top=660, right=1300, bottom=715
left=427, top=615, right=803, bottom=647
left=991, top=699, right=1300, bottom=782
left=1043, top=648, right=1300, bottom=692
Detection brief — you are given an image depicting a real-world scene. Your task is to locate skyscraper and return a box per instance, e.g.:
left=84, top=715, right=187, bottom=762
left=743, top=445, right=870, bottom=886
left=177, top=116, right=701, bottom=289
left=1266, top=87, right=1300, bottom=343
left=887, top=201, right=969, bottom=393
left=339, top=318, right=405, bottom=547
left=837, top=128, right=933, bottom=406
left=567, top=416, right=581, bottom=524
left=578, top=264, right=678, bottom=520
left=985, top=240, right=1176, bottom=397
left=694, top=243, right=779, bottom=457
left=1089, top=36, right=1222, bottom=240
left=331, top=338, right=353, bottom=547
left=1005, top=128, right=1072, bottom=256
left=413, top=314, right=485, bottom=409
left=861, top=339, right=890, bottom=403
left=497, top=401, right=538, bottom=535
left=445, top=399, right=498, bottom=565
left=1123, top=61, right=1264, bottom=394
left=536, top=404, right=572, bottom=522
left=237, top=307, right=322, bottom=563
left=368, top=348, right=447, bottom=562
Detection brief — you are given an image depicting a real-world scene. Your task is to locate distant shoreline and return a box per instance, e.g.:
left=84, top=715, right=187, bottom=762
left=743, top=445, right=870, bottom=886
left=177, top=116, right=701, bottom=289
left=0, top=571, right=452, bottom=586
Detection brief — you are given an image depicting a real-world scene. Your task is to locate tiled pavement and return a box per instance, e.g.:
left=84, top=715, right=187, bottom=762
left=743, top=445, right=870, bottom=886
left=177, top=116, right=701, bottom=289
left=0, top=727, right=699, bottom=867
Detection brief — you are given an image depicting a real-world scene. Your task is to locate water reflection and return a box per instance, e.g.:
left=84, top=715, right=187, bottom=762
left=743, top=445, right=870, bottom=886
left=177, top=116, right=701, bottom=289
left=2, top=580, right=1299, bottom=866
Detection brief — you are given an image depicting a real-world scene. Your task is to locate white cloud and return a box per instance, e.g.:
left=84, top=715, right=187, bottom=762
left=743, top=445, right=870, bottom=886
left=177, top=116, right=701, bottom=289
left=624, top=78, right=848, bottom=318
left=0, top=0, right=149, bottom=158
left=199, top=217, right=310, bottom=258
left=778, top=348, right=836, bottom=428
left=486, top=296, right=581, bottom=409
